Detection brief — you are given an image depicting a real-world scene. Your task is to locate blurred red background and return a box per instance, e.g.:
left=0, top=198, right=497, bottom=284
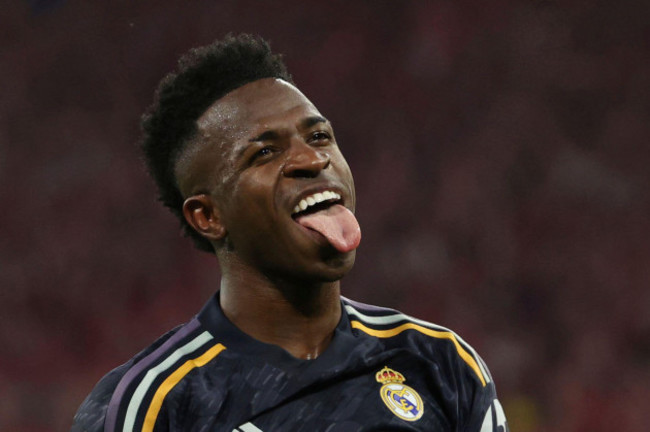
left=2, top=1, right=649, bottom=430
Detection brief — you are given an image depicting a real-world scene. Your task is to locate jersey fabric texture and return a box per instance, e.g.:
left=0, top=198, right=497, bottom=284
left=72, top=294, right=508, bottom=432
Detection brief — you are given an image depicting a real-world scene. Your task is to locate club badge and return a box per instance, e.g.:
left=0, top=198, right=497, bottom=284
left=375, top=366, right=424, bottom=422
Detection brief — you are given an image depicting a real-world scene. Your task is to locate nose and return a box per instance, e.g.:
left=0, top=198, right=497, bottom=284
left=282, top=140, right=330, bottom=178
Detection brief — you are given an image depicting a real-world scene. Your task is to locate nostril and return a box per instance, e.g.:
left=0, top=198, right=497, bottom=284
left=284, top=168, right=320, bottom=178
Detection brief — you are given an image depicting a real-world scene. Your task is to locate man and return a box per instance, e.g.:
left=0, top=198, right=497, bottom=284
left=72, top=34, right=508, bottom=431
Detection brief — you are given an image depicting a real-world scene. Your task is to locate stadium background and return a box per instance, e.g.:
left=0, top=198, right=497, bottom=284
left=2, top=1, right=649, bottom=430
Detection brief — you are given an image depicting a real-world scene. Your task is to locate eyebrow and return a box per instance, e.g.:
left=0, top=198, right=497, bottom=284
left=248, top=130, right=279, bottom=142
left=301, top=115, right=329, bottom=129
left=248, top=116, right=330, bottom=143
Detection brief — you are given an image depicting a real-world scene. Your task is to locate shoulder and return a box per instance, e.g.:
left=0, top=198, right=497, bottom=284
left=342, top=298, right=509, bottom=431
left=71, top=361, right=133, bottom=432
left=342, top=297, right=492, bottom=388
left=71, top=320, right=209, bottom=432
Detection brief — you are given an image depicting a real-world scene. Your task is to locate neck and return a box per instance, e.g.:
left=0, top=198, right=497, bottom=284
left=218, top=257, right=342, bottom=360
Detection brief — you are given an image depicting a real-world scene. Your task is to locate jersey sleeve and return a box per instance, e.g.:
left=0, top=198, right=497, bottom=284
left=71, top=362, right=131, bottom=432
left=463, top=355, right=509, bottom=432
left=475, top=397, right=509, bottom=432
left=70, top=326, right=182, bottom=431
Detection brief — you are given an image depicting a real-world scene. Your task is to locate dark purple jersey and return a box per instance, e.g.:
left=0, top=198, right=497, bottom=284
left=72, top=295, right=508, bottom=431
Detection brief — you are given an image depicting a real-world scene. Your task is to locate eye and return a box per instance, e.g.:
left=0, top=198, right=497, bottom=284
left=250, top=146, right=275, bottom=163
left=310, top=131, right=332, bottom=143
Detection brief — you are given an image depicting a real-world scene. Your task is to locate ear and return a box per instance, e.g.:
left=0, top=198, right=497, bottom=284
left=182, top=194, right=226, bottom=241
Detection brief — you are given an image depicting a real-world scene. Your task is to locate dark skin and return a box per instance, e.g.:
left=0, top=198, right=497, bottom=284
left=176, top=78, right=358, bottom=360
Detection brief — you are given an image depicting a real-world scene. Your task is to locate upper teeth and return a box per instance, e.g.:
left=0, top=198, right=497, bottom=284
left=293, top=191, right=341, bottom=214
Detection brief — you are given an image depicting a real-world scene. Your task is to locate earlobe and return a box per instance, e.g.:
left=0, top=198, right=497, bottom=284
left=182, top=194, right=226, bottom=241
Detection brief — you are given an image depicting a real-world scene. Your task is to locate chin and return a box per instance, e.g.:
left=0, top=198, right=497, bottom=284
left=317, top=250, right=356, bottom=282
left=258, top=249, right=357, bottom=284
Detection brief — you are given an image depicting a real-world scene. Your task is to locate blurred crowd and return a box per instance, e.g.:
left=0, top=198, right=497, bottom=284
left=1, top=1, right=649, bottom=430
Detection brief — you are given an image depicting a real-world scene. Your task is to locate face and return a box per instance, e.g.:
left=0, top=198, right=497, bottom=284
left=177, top=78, right=357, bottom=281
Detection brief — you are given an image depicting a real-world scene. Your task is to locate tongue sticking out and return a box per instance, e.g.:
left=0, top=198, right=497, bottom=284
left=295, top=204, right=361, bottom=253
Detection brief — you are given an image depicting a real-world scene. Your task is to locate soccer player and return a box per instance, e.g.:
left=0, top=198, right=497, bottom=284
left=72, top=34, right=508, bottom=432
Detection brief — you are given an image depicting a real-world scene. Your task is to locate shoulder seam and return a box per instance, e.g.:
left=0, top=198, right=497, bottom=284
left=140, top=340, right=226, bottom=432
left=345, top=304, right=490, bottom=387
left=104, top=318, right=209, bottom=431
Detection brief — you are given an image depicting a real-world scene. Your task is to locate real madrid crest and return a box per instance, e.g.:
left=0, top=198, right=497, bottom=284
left=375, top=366, right=424, bottom=422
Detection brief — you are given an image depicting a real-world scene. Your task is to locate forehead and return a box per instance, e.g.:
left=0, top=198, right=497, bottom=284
left=175, top=79, right=324, bottom=197
left=196, top=78, right=322, bottom=138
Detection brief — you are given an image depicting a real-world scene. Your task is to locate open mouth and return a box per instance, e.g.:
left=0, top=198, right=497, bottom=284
left=291, top=190, right=342, bottom=218
left=290, top=189, right=361, bottom=253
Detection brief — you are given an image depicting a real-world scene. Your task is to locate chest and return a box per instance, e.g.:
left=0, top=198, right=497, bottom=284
left=162, top=355, right=460, bottom=432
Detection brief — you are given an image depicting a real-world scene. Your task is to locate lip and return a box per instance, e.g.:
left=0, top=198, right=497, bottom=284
left=289, top=184, right=349, bottom=216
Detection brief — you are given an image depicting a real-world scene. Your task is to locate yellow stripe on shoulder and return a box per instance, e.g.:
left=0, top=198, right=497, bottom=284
left=350, top=320, right=487, bottom=387
left=142, top=343, right=226, bottom=432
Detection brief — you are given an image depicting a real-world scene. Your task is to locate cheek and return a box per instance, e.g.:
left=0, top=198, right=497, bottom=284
left=331, top=147, right=352, bottom=175
left=333, top=154, right=356, bottom=202
left=229, top=174, right=276, bottom=222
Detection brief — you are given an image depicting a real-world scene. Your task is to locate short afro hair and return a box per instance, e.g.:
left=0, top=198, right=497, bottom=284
left=140, top=34, right=293, bottom=253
